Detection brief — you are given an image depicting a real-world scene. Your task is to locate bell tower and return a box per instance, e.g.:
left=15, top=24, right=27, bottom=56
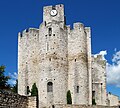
left=38, top=4, right=68, bottom=107
left=43, top=4, right=65, bottom=27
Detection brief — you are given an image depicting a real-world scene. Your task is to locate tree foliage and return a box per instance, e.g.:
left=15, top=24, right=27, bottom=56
left=31, top=83, right=39, bottom=108
left=92, top=99, right=96, bottom=105
left=12, top=80, right=18, bottom=93
left=0, top=65, right=10, bottom=89
left=31, top=83, right=38, bottom=96
left=67, top=90, right=72, bottom=104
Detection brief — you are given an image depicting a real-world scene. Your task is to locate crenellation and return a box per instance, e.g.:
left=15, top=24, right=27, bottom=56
left=66, top=25, right=71, bottom=31
left=107, top=93, right=119, bottom=106
left=73, top=22, right=84, bottom=30
left=85, top=27, right=91, bottom=31
left=92, top=55, right=106, bottom=66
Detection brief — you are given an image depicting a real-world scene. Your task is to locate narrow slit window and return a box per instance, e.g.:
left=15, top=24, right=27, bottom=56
left=92, top=91, right=95, bottom=99
left=45, top=21, right=46, bottom=26
left=75, top=59, right=76, bottom=62
left=77, top=86, right=79, bottom=93
left=52, top=6, right=56, bottom=10
left=26, top=29, right=29, bottom=32
left=49, top=28, right=52, bottom=35
left=20, top=33, right=22, bottom=37
left=45, top=35, right=47, bottom=39
left=52, top=105, right=55, bottom=108
left=27, top=86, right=30, bottom=95
left=46, top=42, right=49, bottom=51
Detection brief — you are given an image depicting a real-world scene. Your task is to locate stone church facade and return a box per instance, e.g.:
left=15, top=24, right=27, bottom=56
left=18, top=4, right=115, bottom=108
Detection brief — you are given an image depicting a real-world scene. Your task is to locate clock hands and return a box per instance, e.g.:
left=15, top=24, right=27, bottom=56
left=52, top=10, right=55, bottom=14
left=50, top=9, right=57, bottom=16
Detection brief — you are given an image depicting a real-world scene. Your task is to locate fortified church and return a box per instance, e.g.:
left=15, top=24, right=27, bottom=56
left=18, top=4, right=119, bottom=108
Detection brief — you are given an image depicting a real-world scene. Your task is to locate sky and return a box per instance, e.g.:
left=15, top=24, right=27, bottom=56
left=0, top=0, right=120, bottom=98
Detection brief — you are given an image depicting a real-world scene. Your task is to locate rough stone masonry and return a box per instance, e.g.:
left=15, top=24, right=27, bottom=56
left=18, top=4, right=119, bottom=108
left=0, top=90, right=36, bottom=108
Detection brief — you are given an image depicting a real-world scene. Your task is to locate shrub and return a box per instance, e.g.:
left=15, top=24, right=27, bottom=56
left=92, top=99, right=96, bottom=105
left=67, top=90, right=72, bottom=104
left=31, top=83, right=38, bottom=96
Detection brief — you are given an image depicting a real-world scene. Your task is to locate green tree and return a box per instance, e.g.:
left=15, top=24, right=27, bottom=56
left=92, top=99, right=96, bottom=105
left=31, top=83, right=39, bottom=108
left=31, top=83, right=38, bottom=96
left=67, top=90, right=72, bottom=104
left=12, top=80, right=18, bottom=93
left=0, top=65, right=10, bottom=89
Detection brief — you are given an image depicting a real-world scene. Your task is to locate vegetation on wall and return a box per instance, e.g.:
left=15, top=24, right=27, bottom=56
left=67, top=90, right=72, bottom=104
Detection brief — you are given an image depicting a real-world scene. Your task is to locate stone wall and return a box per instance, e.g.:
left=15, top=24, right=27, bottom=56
left=18, top=28, right=39, bottom=96
left=28, top=96, right=37, bottom=108
left=107, top=93, right=119, bottom=106
left=68, top=22, right=90, bottom=105
left=0, top=90, right=37, bottom=108
left=85, top=27, right=92, bottom=105
left=92, top=55, right=107, bottom=105
left=53, top=104, right=119, bottom=108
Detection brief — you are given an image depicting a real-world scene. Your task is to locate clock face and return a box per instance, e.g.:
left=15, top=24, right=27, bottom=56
left=50, top=9, right=58, bottom=17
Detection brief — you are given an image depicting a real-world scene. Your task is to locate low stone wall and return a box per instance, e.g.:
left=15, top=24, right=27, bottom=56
left=0, top=90, right=37, bottom=108
left=0, top=90, right=118, bottom=108
left=28, top=96, right=37, bottom=108
left=53, top=104, right=119, bottom=108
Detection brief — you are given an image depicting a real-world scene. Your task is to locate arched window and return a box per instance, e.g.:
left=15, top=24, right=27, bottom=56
left=52, top=105, right=55, bottom=108
left=47, top=82, right=53, bottom=92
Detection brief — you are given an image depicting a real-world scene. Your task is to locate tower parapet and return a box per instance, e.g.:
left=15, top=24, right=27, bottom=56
left=92, top=55, right=107, bottom=105
left=43, top=4, right=65, bottom=29
left=68, top=22, right=90, bottom=104
left=73, top=22, right=84, bottom=30
left=18, top=28, right=39, bottom=95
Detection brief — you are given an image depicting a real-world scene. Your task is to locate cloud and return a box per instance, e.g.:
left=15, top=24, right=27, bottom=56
left=112, top=51, right=120, bottom=65
left=8, top=79, right=16, bottom=85
left=94, top=50, right=107, bottom=60
left=107, top=50, right=120, bottom=87
left=8, top=72, right=18, bottom=85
